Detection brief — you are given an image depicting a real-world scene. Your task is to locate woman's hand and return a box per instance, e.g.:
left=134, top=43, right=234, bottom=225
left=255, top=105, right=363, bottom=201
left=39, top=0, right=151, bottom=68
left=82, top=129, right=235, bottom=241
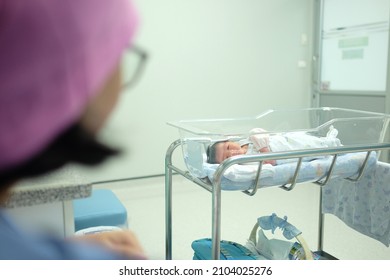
left=71, top=229, right=146, bottom=259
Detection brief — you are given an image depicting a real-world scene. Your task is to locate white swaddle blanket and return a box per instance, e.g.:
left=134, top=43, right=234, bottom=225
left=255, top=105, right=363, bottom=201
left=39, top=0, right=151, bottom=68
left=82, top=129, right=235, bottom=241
left=322, top=161, right=390, bottom=247
left=248, top=127, right=341, bottom=165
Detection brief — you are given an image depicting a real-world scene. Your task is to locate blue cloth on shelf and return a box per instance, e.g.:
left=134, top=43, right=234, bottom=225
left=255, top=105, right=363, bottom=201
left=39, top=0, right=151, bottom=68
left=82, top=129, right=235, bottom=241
left=322, top=161, right=390, bottom=247
left=258, top=213, right=301, bottom=240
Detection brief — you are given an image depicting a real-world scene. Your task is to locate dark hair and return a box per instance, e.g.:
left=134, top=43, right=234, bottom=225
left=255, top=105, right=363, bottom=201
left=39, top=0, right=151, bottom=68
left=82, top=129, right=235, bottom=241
left=206, top=141, right=226, bottom=164
left=0, top=123, right=119, bottom=187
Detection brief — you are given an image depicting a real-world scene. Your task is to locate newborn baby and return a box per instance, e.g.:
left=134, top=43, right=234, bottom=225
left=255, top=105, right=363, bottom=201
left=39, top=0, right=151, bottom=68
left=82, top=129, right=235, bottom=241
left=206, top=127, right=341, bottom=165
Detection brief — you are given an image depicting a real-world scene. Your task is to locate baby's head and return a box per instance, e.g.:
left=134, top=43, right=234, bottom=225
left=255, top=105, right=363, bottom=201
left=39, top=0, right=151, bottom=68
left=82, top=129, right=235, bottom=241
left=206, top=140, right=247, bottom=164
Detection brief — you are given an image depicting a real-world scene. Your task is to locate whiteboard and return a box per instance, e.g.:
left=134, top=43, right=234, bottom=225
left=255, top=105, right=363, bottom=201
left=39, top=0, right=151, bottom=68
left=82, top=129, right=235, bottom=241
left=323, top=0, right=390, bottom=30
left=320, top=0, right=390, bottom=92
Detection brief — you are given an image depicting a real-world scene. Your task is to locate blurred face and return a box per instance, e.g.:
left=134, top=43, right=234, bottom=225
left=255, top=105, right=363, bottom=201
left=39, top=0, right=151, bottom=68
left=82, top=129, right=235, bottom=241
left=80, top=63, right=122, bottom=135
left=214, top=141, right=247, bottom=163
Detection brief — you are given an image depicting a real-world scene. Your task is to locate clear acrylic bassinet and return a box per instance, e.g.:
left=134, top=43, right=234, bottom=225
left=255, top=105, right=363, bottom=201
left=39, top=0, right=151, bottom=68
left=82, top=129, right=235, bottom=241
left=167, top=107, right=390, bottom=179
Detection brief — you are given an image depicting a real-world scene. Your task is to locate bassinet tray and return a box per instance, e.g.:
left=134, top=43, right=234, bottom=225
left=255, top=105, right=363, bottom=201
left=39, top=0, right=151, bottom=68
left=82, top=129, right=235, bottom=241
left=204, top=151, right=377, bottom=190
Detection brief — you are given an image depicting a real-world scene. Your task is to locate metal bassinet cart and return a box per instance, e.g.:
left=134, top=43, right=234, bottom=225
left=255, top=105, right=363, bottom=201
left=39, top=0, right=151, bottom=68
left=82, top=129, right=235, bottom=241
left=165, top=108, right=390, bottom=260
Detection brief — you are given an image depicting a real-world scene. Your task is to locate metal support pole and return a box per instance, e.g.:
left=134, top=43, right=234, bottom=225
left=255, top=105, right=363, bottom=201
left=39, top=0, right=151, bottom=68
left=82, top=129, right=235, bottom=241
left=317, top=185, right=325, bottom=252
left=165, top=139, right=181, bottom=260
left=211, top=178, right=222, bottom=260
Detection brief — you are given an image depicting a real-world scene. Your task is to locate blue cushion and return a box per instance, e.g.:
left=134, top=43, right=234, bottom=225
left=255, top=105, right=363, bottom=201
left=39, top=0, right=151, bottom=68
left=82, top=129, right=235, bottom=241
left=73, top=189, right=127, bottom=231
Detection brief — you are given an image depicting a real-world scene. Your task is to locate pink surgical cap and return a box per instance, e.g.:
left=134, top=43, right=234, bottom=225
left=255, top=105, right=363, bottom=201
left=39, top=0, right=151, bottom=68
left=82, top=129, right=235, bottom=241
left=0, top=0, right=139, bottom=171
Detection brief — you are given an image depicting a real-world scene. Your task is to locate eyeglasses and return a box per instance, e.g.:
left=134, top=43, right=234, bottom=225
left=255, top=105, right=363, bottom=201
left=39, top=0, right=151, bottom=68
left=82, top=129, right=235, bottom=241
left=121, top=44, right=148, bottom=90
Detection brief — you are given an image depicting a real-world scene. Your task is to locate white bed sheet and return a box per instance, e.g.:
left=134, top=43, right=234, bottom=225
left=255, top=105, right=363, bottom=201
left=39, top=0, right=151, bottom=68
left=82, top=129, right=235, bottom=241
left=203, top=152, right=377, bottom=191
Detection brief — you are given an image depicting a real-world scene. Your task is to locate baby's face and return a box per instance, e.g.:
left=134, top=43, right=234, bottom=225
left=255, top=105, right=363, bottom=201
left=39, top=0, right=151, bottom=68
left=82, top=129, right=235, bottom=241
left=214, top=141, right=246, bottom=163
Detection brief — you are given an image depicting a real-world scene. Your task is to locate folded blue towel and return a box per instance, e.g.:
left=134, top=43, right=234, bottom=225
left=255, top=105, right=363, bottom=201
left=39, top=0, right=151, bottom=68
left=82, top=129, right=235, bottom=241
left=322, top=161, right=390, bottom=247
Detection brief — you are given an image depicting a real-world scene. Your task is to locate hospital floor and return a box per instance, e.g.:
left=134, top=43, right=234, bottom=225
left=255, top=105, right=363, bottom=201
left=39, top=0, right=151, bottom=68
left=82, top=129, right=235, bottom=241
left=95, top=175, right=390, bottom=260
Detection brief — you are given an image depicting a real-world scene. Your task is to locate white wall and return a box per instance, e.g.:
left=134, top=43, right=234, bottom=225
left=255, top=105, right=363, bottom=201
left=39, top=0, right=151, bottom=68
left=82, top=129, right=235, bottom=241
left=75, top=0, right=313, bottom=182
